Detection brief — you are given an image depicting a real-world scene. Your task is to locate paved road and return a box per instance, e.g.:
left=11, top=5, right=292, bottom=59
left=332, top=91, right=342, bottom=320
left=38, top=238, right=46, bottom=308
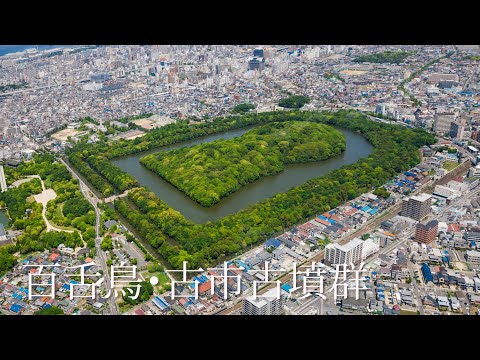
left=0, top=165, right=7, bottom=192
left=59, top=157, right=119, bottom=315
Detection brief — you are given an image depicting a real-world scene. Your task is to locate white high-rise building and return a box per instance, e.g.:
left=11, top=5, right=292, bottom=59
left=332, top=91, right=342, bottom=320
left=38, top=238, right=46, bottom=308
left=242, top=288, right=286, bottom=315
left=324, top=238, right=363, bottom=266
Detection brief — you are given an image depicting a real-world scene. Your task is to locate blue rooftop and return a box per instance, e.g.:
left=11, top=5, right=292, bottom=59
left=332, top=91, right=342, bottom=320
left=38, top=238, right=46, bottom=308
left=265, top=238, right=282, bottom=249
left=10, top=304, right=23, bottom=313
left=152, top=296, right=169, bottom=311
left=421, top=263, right=433, bottom=283
left=194, top=275, right=207, bottom=284
left=234, top=260, right=250, bottom=271
left=281, top=283, right=293, bottom=292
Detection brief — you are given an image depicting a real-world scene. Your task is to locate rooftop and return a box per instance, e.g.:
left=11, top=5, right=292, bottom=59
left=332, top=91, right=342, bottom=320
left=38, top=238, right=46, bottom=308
left=410, top=193, right=432, bottom=202
left=326, top=237, right=363, bottom=252
left=244, top=287, right=281, bottom=308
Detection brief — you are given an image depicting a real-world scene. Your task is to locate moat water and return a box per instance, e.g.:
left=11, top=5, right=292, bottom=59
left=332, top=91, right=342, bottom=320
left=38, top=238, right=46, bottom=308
left=111, top=126, right=373, bottom=223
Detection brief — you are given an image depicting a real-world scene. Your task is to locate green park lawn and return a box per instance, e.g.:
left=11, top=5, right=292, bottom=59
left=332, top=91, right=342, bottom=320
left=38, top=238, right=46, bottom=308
left=442, top=161, right=459, bottom=171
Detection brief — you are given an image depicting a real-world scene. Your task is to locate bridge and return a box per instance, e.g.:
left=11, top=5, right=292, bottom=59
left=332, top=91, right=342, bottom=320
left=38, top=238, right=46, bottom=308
left=103, top=189, right=131, bottom=203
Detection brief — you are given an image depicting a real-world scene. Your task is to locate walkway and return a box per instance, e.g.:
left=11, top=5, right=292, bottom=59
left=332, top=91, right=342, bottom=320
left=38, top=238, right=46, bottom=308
left=104, top=189, right=131, bottom=203
left=11, top=177, right=35, bottom=188
left=0, top=165, right=7, bottom=192
left=29, top=175, right=75, bottom=234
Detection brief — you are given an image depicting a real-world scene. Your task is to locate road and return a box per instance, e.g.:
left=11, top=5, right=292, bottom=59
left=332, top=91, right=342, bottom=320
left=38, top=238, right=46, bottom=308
left=0, top=165, right=7, bottom=192
left=58, top=157, right=119, bottom=315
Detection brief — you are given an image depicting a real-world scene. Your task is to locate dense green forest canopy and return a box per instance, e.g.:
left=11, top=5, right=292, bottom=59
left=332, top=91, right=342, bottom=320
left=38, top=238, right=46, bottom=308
left=122, top=281, right=153, bottom=305
left=278, top=95, right=310, bottom=108
left=353, top=50, right=411, bottom=64
left=66, top=109, right=436, bottom=270
left=0, top=246, right=16, bottom=276
left=140, top=122, right=346, bottom=206
left=232, top=103, right=255, bottom=114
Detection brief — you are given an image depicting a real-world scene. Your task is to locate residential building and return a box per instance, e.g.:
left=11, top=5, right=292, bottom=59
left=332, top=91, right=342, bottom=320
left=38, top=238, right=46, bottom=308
left=434, top=112, right=456, bottom=134
left=242, top=287, right=286, bottom=315
left=253, top=48, right=264, bottom=58
left=432, top=185, right=461, bottom=201
left=466, top=250, right=480, bottom=263
left=401, top=193, right=432, bottom=221
left=465, top=231, right=480, bottom=242
left=450, top=121, right=465, bottom=140
left=361, top=238, right=380, bottom=260
left=428, top=73, right=459, bottom=85
left=248, top=57, right=265, bottom=72
left=415, top=220, right=439, bottom=244
left=325, top=238, right=363, bottom=266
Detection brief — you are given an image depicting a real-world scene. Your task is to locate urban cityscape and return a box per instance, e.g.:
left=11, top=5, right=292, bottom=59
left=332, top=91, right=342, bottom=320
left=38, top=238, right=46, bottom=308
left=1, top=44, right=480, bottom=316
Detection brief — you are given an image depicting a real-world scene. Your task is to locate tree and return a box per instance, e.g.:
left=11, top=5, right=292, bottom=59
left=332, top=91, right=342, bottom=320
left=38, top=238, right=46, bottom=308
left=101, top=236, right=113, bottom=251
left=353, top=51, right=411, bottom=64
left=373, top=187, right=391, bottom=199
left=278, top=95, right=310, bottom=108
left=35, top=306, right=64, bottom=315
left=140, top=122, right=345, bottom=207
left=122, top=281, right=153, bottom=305
left=232, top=103, right=255, bottom=114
